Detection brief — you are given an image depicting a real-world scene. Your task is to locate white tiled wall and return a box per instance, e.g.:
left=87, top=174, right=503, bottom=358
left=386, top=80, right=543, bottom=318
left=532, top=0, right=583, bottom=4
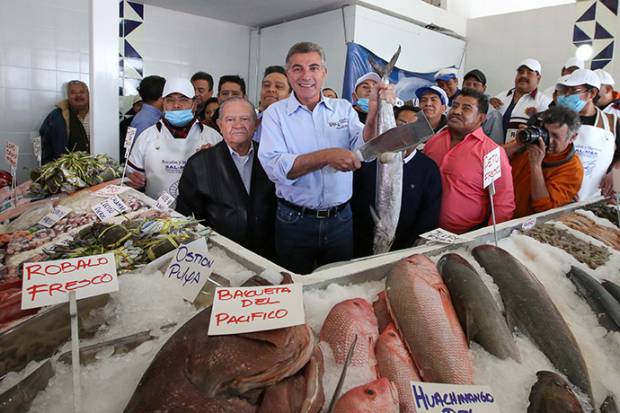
left=0, top=0, right=251, bottom=183
left=0, top=0, right=89, bottom=182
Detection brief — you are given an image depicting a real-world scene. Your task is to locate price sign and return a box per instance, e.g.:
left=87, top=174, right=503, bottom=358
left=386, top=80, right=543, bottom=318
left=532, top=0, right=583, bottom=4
left=124, top=127, right=137, bottom=157
left=93, top=185, right=129, bottom=198
left=21, top=253, right=119, bottom=309
left=155, top=192, right=175, bottom=211
left=483, top=147, right=501, bottom=189
left=208, top=283, right=305, bottom=336
left=163, top=238, right=215, bottom=302
left=411, top=382, right=500, bottom=413
left=38, top=206, right=72, bottom=228
left=5, top=141, right=18, bottom=168
left=109, top=196, right=129, bottom=213
left=420, top=228, right=472, bottom=244
left=32, top=136, right=42, bottom=163
left=521, top=216, right=536, bottom=231
left=92, top=199, right=119, bottom=221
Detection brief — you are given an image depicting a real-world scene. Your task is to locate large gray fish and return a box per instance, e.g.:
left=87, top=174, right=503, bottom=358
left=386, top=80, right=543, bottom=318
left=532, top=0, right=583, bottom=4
left=437, top=253, right=520, bottom=361
left=527, top=371, right=585, bottom=413
left=602, top=279, right=620, bottom=304
left=566, top=266, right=620, bottom=332
left=471, top=245, right=593, bottom=404
left=369, top=46, right=402, bottom=255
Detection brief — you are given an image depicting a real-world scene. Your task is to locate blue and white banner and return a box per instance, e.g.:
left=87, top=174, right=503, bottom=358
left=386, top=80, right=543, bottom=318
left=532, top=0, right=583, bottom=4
left=342, top=42, right=437, bottom=103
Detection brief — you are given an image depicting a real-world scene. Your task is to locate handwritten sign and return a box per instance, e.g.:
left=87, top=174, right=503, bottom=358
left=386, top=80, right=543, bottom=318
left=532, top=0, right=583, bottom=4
left=21, top=253, right=119, bottom=309
left=32, top=136, right=42, bottom=163
left=163, top=238, right=214, bottom=302
left=124, top=126, right=137, bottom=157
left=155, top=192, right=175, bottom=211
left=411, top=382, right=500, bottom=413
left=208, top=283, right=304, bottom=336
left=5, top=141, right=18, bottom=168
left=420, top=228, right=473, bottom=244
left=521, top=216, right=537, bottom=231
left=483, top=147, right=501, bottom=189
left=93, top=185, right=129, bottom=198
left=91, top=196, right=129, bottom=221
left=38, top=206, right=72, bottom=228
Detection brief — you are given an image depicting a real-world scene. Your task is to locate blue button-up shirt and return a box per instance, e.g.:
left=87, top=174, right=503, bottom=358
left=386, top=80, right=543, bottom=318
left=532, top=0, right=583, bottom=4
left=252, top=111, right=263, bottom=143
left=258, top=93, right=365, bottom=209
left=229, top=144, right=254, bottom=194
left=130, top=103, right=162, bottom=139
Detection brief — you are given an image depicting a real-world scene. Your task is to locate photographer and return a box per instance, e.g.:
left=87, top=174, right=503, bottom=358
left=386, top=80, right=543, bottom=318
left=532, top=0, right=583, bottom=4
left=507, top=106, right=584, bottom=218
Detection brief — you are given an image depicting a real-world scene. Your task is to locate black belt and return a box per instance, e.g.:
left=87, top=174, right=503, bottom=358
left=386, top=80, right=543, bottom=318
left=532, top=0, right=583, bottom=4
left=278, top=198, right=348, bottom=218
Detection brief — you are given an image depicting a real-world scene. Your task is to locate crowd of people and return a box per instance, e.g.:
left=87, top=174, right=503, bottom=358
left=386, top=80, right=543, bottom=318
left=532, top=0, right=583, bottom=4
left=38, top=41, right=620, bottom=274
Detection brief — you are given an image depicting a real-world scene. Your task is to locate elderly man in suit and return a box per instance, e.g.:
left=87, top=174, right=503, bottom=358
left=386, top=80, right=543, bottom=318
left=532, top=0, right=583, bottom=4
left=176, top=97, right=276, bottom=259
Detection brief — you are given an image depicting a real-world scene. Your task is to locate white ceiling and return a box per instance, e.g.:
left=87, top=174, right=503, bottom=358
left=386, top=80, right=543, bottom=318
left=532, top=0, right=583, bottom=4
left=137, top=0, right=351, bottom=28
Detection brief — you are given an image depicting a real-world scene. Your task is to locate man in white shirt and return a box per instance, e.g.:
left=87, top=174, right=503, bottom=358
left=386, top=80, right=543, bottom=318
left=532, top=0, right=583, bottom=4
left=126, top=78, right=222, bottom=199
left=491, top=58, right=552, bottom=144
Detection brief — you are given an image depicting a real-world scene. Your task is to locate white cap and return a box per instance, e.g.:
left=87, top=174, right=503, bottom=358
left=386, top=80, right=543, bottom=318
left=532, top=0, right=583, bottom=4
left=415, top=85, right=449, bottom=105
left=434, top=67, right=458, bottom=81
left=594, top=69, right=615, bottom=86
left=162, top=78, right=195, bottom=99
left=518, top=58, right=542, bottom=74
left=354, top=72, right=381, bottom=89
left=564, top=57, right=585, bottom=70
left=555, top=75, right=571, bottom=90
left=559, top=68, right=601, bottom=89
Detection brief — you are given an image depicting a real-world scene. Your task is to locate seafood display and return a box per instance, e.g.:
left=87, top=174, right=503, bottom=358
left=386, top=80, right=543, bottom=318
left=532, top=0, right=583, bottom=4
left=558, top=212, right=620, bottom=250
left=29, top=152, right=122, bottom=196
left=525, top=223, right=610, bottom=268
left=585, top=201, right=620, bottom=227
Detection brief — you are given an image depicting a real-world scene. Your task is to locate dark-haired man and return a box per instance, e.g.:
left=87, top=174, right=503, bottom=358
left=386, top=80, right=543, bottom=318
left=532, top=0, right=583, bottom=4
left=424, top=89, right=515, bottom=234
left=463, top=69, right=504, bottom=144
left=255, top=66, right=291, bottom=142
left=130, top=75, right=166, bottom=139
left=415, top=85, right=448, bottom=133
left=507, top=106, right=583, bottom=218
left=395, top=105, right=420, bottom=126
left=218, top=75, right=246, bottom=103
left=191, top=71, right=214, bottom=121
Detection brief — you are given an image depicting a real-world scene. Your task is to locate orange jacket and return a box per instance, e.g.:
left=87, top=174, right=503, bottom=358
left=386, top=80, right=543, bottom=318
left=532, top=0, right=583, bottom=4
left=511, top=144, right=584, bottom=218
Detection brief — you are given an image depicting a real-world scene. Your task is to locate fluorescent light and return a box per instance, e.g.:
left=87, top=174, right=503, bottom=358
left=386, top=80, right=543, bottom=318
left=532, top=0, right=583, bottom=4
left=576, top=44, right=593, bottom=61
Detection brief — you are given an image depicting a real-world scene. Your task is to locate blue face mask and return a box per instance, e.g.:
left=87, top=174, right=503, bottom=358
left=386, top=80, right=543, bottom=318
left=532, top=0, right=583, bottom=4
left=356, top=98, right=369, bottom=113
left=164, top=109, right=194, bottom=127
left=557, top=93, right=587, bottom=113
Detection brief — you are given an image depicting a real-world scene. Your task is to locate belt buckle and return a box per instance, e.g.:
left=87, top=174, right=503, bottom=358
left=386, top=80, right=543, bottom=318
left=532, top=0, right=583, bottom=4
left=316, top=209, right=329, bottom=218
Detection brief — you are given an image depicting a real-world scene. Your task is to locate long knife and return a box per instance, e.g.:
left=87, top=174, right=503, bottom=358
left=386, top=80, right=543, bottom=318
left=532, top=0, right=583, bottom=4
left=326, top=335, right=358, bottom=413
left=354, top=111, right=435, bottom=162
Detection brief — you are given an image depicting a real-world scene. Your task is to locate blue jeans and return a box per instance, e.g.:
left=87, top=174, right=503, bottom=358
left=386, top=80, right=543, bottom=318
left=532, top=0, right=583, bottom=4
left=275, top=202, right=354, bottom=275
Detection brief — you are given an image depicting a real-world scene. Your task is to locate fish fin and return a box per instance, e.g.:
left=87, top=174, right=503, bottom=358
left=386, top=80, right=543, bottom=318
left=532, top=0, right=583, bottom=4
left=463, top=306, right=477, bottom=347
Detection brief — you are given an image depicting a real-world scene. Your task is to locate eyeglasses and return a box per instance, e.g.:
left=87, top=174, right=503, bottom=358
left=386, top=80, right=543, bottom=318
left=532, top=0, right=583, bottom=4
left=164, top=96, right=193, bottom=105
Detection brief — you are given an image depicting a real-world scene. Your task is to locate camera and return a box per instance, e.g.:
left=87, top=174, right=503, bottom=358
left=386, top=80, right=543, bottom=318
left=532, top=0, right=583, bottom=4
left=516, top=113, right=550, bottom=146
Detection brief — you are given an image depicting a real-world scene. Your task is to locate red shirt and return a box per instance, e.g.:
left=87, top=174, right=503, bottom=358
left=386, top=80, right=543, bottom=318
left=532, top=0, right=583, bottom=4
left=424, top=127, right=515, bottom=234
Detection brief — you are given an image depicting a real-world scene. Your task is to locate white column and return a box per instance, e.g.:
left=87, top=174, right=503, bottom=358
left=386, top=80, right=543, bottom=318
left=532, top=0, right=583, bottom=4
left=90, top=0, right=119, bottom=160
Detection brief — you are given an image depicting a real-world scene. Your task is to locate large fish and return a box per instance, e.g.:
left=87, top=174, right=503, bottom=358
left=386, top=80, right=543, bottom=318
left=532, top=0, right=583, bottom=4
left=385, top=254, right=473, bottom=384
left=375, top=323, right=420, bottom=412
left=527, top=371, right=584, bottom=413
left=472, top=245, right=593, bottom=403
left=601, top=395, right=619, bottom=413
left=373, top=291, right=392, bottom=334
left=602, top=279, right=620, bottom=304
left=370, top=47, right=403, bottom=255
left=125, top=275, right=315, bottom=412
left=566, top=266, right=620, bottom=332
left=258, top=346, right=325, bottom=413
left=319, top=298, right=379, bottom=385
left=437, top=253, right=520, bottom=361
left=333, top=378, right=400, bottom=413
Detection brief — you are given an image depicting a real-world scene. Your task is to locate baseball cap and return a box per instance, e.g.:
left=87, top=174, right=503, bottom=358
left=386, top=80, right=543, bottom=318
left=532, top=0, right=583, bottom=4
left=594, top=69, right=615, bottom=86
left=555, top=75, right=571, bottom=90
left=434, top=68, right=458, bottom=81
left=464, top=69, right=487, bottom=85
left=354, top=72, right=382, bottom=89
left=564, top=57, right=585, bottom=70
left=162, top=78, right=195, bottom=99
left=415, top=85, right=448, bottom=105
left=517, top=58, right=542, bottom=74
left=559, top=68, right=601, bottom=89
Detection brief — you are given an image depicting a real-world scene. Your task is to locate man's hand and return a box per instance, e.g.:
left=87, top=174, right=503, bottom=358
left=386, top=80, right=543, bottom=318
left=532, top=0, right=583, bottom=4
left=367, top=83, right=396, bottom=114
left=526, top=138, right=546, bottom=167
left=127, top=171, right=146, bottom=189
left=600, top=171, right=615, bottom=198
left=490, top=97, right=503, bottom=109
left=326, top=148, right=362, bottom=172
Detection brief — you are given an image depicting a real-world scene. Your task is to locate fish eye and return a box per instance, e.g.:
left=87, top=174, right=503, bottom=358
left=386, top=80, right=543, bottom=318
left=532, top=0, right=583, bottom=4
left=365, top=389, right=375, bottom=396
